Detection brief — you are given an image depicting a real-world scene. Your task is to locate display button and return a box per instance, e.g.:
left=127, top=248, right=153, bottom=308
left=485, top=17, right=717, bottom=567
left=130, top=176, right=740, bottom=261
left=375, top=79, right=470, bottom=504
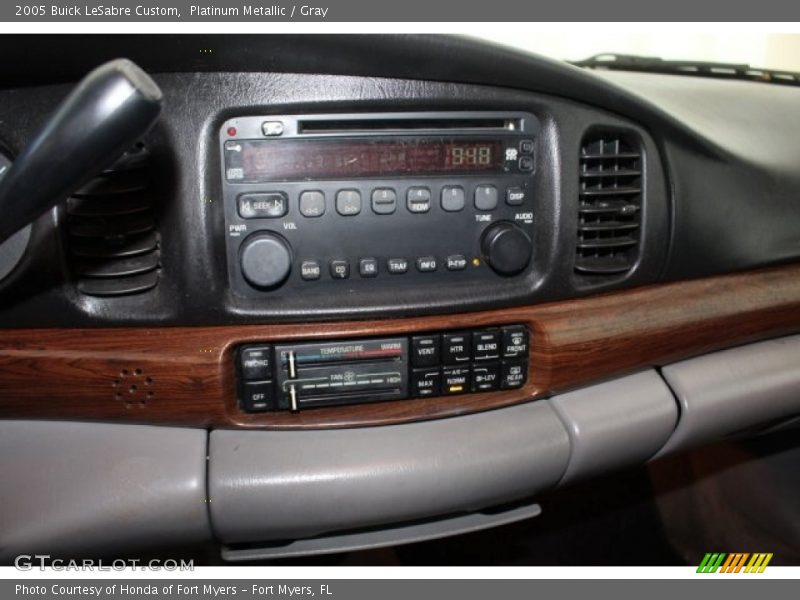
left=519, top=156, right=534, bottom=172
left=416, top=256, right=437, bottom=272
left=473, top=330, right=501, bottom=361
left=387, top=258, right=409, bottom=274
left=411, top=335, right=441, bottom=367
left=506, top=187, right=526, bottom=206
left=442, top=366, right=471, bottom=395
left=472, top=362, right=501, bottom=392
left=371, top=188, right=397, bottom=214
left=330, top=259, right=350, bottom=279
left=242, top=381, right=274, bottom=412
left=519, top=139, right=535, bottom=154
left=300, top=260, right=321, bottom=281
left=359, top=258, right=378, bottom=278
left=299, top=190, right=326, bottom=217
left=501, top=359, right=527, bottom=389
left=441, top=186, right=465, bottom=212
left=502, top=325, right=529, bottom=358
left=474, top=185, right=498, bottom=211
left=336, top=189, right=362, bottom=216
left=411, top=368, right=442, bottom=398
left=407, top=187, right=431, bottom=213
left=240, top=346, right=272, bottom=381
left=446, top=255, right=467, bottom=271
left=442, top=332, right=471, bottom=365
left=237, top=192, right=288, bottom=219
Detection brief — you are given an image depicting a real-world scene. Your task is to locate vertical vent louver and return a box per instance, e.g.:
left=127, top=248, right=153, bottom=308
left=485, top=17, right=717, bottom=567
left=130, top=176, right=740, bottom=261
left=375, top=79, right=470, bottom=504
left=576, top=133, right=642, bottom=276
left=66, top=144, right=160, bottom=296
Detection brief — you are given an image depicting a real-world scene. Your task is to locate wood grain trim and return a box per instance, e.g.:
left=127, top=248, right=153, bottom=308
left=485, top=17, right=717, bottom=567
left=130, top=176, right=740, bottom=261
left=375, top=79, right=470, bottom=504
left=2, top=263, right=800, bottom=429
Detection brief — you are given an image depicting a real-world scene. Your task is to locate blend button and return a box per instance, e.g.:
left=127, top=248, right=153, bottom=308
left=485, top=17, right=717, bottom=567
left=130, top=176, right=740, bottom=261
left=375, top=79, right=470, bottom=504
left=473, top=330, right=501, bottom=361
left=416, top=256, right=437, bottom=272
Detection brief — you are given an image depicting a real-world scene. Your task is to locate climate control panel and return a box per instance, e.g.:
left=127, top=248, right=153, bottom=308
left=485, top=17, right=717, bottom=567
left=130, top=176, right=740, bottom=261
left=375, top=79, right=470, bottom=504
left=236, top=325, right=530, bottom=412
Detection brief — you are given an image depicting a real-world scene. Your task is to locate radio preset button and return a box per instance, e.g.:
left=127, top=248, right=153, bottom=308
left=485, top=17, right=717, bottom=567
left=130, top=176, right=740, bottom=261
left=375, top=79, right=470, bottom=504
left=416, top=256, right=437, bottom=272
left=502, top=325, right=529, bottom=358
left=473, top=330, right=501, bottom=361
left=407, top=187, right=431, bottom=213
left=237, top=192, right=288, bottom=219
left=411, top=368, right=442, bottom=398
left=330, top=259, right=350, bottom=279
left=501, top=359, right=528, bottom=389
left=371, top=188, right=397, bottom=214
left=519, top=156, right=534, bottom=172
left=472, top=362, right=501, bottom=392
left=442, top=366, right=471, bottom=395
left=519, top=139, right=535, bottom=154
left=441, top=186, right=465, bottom=212
left=387, top=258, right=409, bottom=274
left=442, top=332, right=471, bottom=365
left=240, top=346, right=273, bottom=381
left=299, top=190, right=326, bottom=217
left=474, top=185, right=498, bottom=211
left=359, top=258, right=378, bottom=278
left=411, top=334, right=441, bottom=367
left=506, top=187, right=526, bottom=206
left=446, top=255, right=467, bottom=271
left=300, top=260, right=321, bottom=281
left=336, top=189, right=362, bottom=216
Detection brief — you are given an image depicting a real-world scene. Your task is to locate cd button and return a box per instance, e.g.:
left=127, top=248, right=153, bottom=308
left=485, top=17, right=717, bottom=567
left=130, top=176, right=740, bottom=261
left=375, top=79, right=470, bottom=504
left=359, top=258, right=378, bottom=278
left=441, top=186, right=465, bottom=212
left=416, top=256, right=437, bottom=272
left=446, top=255, right=467, bottom=271
left=299, top=190, right=326, bottom=217
left=237, top=192, right=288, bottom=219
left=506, top=187, right=526, bottom=206
left=407, top=187, right=431, bottom=213
left=411, top=367, right=442, bottom=398
left=387, top=258, right=409, bottom=274
left=300, top=260, right=321, bottom=281
left=474, top=185, right=498, bottom=211
left=330, top=259, right=350, bottom=279
left=336, top=189, right=362, bottom=216
left=371, top=188, right=397, bottom=215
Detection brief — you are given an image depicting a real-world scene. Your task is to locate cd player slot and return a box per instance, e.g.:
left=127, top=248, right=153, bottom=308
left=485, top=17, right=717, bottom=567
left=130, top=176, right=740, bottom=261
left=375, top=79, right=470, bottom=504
left=298, top=117, right=519, bottom=134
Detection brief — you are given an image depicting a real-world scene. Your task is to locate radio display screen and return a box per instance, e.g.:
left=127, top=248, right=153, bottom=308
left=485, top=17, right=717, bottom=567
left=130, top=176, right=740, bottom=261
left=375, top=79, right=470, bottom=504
left=225, top=138, right=508, bottom=182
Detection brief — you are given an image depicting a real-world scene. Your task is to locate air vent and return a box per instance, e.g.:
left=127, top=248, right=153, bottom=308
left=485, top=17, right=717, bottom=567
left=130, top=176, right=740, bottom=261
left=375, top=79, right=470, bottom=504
left=576, top=134, right=642, bottom=276
left=66, top=144, right=160, bottom=296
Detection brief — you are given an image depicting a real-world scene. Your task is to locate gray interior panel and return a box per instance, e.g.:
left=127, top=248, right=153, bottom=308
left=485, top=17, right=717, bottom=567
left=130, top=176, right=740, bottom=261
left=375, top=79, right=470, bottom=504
left=0, top=421, right=210, bottom=561
left=658, top=334, right=800, bottom=457
left=209, top=402, right=570, bottom=544
left=548, top=370, right=679, bottom=484
left=222, top=501, right=542, bottom=561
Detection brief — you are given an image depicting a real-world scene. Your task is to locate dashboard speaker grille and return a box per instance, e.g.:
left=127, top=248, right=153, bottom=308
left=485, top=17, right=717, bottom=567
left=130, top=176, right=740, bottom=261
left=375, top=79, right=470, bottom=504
left=576, top=133, right=642, bottom=276
left=66, top=144, right=160, bottom=296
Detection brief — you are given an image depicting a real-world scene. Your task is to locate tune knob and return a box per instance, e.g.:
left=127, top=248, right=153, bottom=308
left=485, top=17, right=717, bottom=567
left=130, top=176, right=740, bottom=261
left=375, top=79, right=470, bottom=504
left=480, top=221, right=533, bottom=276
left=239, top=232, right=292, bottom=289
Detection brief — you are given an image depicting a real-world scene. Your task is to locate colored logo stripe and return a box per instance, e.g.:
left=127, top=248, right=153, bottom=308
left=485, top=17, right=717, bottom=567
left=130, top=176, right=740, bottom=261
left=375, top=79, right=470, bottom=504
left=697, top=553, right=773, bottom=573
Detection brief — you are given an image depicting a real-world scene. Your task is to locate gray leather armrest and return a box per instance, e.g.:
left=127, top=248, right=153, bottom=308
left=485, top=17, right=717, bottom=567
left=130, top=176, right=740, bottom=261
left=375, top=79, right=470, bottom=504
left=0, top=421, right=210, bottom=561
left=209, top=401, right=570, bottom=544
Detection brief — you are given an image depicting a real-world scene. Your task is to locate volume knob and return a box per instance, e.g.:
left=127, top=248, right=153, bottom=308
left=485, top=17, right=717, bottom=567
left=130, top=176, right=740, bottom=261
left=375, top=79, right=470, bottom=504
left=480, top=221, right=532, bottom=276
left=239, top=232, right=292, bottom=289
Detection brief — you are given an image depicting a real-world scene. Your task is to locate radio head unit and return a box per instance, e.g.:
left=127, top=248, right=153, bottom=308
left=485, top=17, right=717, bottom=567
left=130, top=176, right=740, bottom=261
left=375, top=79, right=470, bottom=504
left=219, top=112, right=540, bottom=301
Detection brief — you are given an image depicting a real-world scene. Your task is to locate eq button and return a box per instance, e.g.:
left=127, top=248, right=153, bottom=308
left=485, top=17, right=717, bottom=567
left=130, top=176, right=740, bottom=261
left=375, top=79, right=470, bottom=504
left=473, top=330, right=501, bottom=361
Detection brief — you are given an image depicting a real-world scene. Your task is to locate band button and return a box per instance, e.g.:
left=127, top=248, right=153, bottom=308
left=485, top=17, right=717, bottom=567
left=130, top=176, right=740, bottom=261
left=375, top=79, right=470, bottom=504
left=300, top=260, right=321, bottom=281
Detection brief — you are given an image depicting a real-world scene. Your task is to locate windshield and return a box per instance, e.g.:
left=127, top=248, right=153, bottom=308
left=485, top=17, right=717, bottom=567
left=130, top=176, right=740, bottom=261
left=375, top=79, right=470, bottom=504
left=472, top=32, right=800, bottom=73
